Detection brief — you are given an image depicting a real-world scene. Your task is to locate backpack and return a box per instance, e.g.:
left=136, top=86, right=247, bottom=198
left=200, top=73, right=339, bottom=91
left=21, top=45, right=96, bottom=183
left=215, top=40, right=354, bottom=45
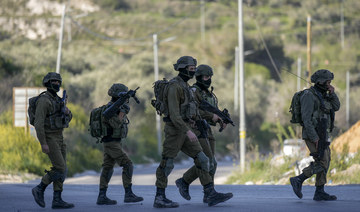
left=28, top=91, right=47, bottom=126
left=289, top=90, right=306, bottom=124
left=151, top=78, right=170, bottom=116
left=89, top=105, right=107, bottom=140
left=289, top=87, right=328, bottom=125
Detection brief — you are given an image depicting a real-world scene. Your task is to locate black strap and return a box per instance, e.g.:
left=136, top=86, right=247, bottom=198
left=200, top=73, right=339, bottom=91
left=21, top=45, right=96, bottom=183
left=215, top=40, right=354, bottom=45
left=311, top=87, right=327, bottom=112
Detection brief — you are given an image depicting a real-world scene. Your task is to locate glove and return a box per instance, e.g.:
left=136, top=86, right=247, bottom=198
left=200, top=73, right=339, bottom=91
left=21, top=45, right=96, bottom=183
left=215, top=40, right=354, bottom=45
left=120, top=104, right=130, bottom=114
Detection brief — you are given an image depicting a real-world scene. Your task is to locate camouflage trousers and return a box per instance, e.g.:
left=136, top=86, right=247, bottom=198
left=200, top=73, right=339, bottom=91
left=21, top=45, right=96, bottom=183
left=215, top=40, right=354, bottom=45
left=155, top=122, right=212, bottom=188
left=41, top=131, right=67, bottom=192
left=302, top=139, right=331, bottom=186
left=183, top=129, right=216, bottom=184
left=99, top=141, right=133, bottom=190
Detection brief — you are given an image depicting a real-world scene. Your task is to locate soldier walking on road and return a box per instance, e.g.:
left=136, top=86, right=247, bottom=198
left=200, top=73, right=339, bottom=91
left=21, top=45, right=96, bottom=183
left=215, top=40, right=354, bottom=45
left=290, top=69, right=340, bottom=201
left=95, top=84, right=143, bottom=205
left=153, top=56, right=232, bottom=208
left=31, top=72, right=74, bottom=209
left=175, top=64, right=233, bottom=203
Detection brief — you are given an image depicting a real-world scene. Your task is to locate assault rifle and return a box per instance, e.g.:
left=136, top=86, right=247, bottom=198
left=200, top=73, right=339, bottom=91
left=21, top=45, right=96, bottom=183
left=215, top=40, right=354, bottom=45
left=103, top=87, right=140, bottom=120
left=61, top=90, right=70, bottom=127
left=195, top=119, right=210, bottom=139
left=199, top=100, right=235, bottom=132
left=195, top=119, right=212, bottom=148
left=310, top=117, right=329, bottom=160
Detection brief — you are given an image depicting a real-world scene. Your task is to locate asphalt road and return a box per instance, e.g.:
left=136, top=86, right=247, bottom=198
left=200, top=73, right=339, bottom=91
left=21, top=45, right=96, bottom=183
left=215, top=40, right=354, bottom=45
left=1, top=162, right=360, bottom=211
left=1, top=184, right=360, bottom=212
left=63, top=160, right=235, bottom=185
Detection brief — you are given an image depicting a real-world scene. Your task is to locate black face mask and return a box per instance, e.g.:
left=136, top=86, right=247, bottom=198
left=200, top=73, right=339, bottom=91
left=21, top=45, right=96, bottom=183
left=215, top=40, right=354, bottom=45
left=179, top=69, right=195, bottom=82
left=51, top=84, right=60, bottom=92
left=202, top=78, right=211, bottom=88
left=45, top=81, right=61, bottom=93
left=314, top=82, right=327, bottom=93
left=196, top=76, right=211, bottom=89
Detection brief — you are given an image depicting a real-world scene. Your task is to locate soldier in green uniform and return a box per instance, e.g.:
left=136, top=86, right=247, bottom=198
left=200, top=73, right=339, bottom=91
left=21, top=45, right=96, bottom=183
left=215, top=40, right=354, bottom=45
left=175, top=64, right=233, bottom=203
left=153, top=56, right=232, bottom=208
left=31, top=72, right=74, bottom=209
left=290, top=69, right=340, bottom=201
left=96, top=83, right=143, bottom=205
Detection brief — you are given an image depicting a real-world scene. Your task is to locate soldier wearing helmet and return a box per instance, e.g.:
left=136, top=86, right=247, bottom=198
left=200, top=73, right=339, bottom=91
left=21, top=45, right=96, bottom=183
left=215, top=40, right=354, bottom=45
left=32, top=72, right=74, bottom=209
left=42, top=72, right=62, bottom=92
left=96, top=83, right=143, bottom=206
left=153, top=58, right=232, bottom=208
left=290, top=69, right=340, bottom=201
left=175, top=64, right=232, bottom=203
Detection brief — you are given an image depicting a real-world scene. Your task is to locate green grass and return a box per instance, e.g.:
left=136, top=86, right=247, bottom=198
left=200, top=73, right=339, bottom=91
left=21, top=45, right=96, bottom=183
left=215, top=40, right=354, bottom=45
left=227, top=145, right=360, bottom=185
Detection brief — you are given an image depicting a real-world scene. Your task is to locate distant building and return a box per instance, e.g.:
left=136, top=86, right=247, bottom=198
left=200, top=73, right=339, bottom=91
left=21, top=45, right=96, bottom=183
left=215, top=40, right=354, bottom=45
left=283, top=139, right=306, bottom=157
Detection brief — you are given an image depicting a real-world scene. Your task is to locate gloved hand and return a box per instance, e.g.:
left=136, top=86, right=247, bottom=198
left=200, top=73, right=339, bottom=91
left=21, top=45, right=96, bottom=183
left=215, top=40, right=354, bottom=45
left=120, top=104, right=130, bottom=114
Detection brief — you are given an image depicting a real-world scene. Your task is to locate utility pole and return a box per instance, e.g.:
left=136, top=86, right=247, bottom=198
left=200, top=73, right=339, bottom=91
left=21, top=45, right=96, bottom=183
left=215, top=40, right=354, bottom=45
left=340, top=0, right=345, bottom=49
left=296, top=57, right=302, bottom=138
left=306, top=15, right=312, bottom=85
left=67, top=16, right=72, bottom=42
left=346, top=71, right=350, bottom=129
left=153, top=34, right=162, bottom=155
left=234, top=46, right=239, bottom=112
left=238, top=0, right=246, bottom=173
left=200, top=0, right=205, bottom=43
left=297, top=57, right=301, bottom=91
left=56, top=5, right=66, bottom=74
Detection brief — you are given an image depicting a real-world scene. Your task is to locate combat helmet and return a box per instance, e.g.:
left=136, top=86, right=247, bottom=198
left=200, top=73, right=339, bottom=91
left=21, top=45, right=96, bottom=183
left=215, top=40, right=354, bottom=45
left=173, top=56, right=197, bottom=71
left=311, top=69, right=334, bottom=84
left=195, top=64, right=213, bottom=77
left=108, top=83, right=128, bottom=97
left=42, top=72, right=62, bottom=87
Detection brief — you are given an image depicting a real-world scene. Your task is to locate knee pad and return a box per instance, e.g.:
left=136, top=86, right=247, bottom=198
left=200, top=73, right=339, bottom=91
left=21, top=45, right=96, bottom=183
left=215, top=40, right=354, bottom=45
left=194, top=152, right=209, bottom=172
left=161, top=158, right=174, bottom=177
left=46, top=169, right=65, bottom=183
left=123, top=163, right=133, bottom=179
left=209, top=157, right=217, bottom=176
left=311, top=162, right=325, bottom=175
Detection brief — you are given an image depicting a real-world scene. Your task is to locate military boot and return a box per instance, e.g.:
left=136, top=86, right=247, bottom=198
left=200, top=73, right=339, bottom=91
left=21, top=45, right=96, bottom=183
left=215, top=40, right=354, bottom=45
left=124, top=184, right=144, bottom=203
left=290, top=173, right=308, bottom=199
left=204, top=183, right=233, bottom=207
left=52, top=191, right=75, bottom=209
left=32, top=182, right=48, bottom=208
left=203, top=186, right=232, bottom=204
left=96, top=188, right=117, bottom=205
left=153, top=187, right=179, bottom=208
left=175, top=178, right=191, bottom=200
left=313, top=185, right=337, bottom=201
left=203, top=191, right=209, bottom=203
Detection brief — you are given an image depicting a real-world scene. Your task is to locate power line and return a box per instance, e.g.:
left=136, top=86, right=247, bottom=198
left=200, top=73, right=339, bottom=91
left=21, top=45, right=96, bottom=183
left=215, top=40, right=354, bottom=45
left=254, top=20, right=282, bottom=81
left=282, top=68, right=312, bottom=86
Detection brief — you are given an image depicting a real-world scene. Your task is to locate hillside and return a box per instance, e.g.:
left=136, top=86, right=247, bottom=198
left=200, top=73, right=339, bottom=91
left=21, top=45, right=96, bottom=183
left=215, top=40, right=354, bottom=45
left=332, top=121, right=360, bottom=153
left=1, top=0, right=360, bottom=160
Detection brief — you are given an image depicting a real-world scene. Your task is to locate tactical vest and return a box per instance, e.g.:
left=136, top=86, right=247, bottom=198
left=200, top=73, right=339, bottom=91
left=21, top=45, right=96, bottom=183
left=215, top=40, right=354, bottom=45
left=102, top=102, right=129, bottom=140
left=40, top=93, right=69, bottom=130
left=192, top=85, right=218, bottom=125
left=306, top=87, right=333, bottom=131
left=192, top=84, right=218, bottom=108
left=170, top=77, right=199, bottom=121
